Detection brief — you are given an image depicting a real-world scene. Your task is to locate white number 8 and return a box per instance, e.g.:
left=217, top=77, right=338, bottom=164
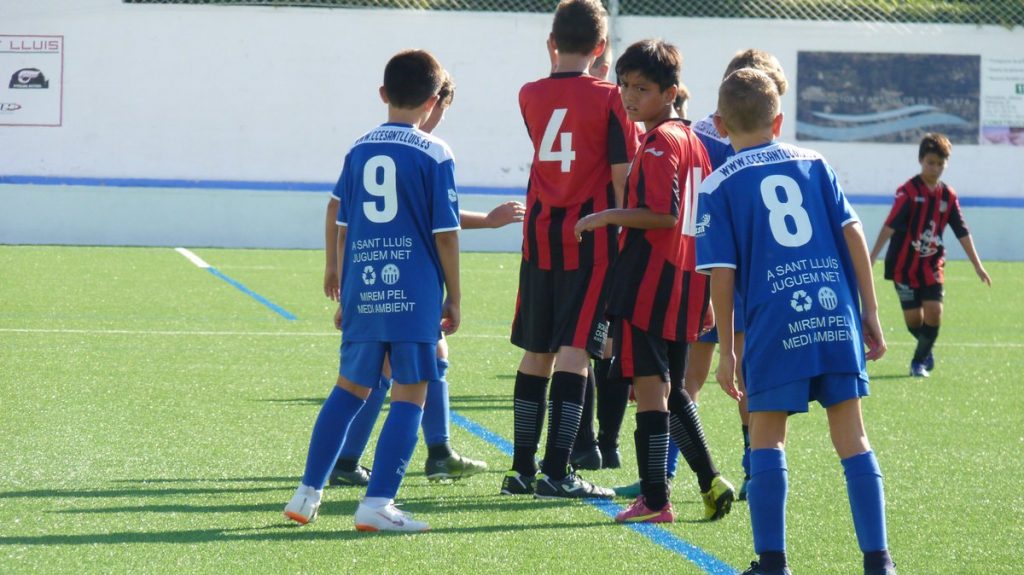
left=363, top=155, right=398, bottom=223
left=760, top=174, right=812, bottom=247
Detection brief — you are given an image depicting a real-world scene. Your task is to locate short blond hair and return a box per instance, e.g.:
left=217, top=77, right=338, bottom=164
left=718, top=68, right=780, bottom=134
left=723, top=49, right=788, bottom=96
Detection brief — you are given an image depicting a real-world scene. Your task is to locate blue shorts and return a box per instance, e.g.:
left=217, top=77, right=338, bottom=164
left=748, top=373, right=869, bottom=414
left=340, top=341, right=439, bottom=387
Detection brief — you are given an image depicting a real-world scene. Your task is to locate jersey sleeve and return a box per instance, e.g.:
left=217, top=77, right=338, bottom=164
left=695, top=183, right=736, bottom=273
left=883, top=183, right=913, bottom=231
left=636, top=136, right=681, bottom=217
left=431, top=158, right=461, bottom=233
left=946, top=188, right=970, bottom=239
left=335, top=153, right=353, bottom=227
left=607, top=91, right=641, bottom=165
left=824, top=161, right=859, bottom=227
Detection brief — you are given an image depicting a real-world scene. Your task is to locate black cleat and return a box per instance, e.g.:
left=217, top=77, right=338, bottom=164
left=534, top=472, right=614, bottom=499
left=570, top=445, right=603, bottom=470
left=740, top=561, right=792, bottom=575
left=500, top=471, right=536, bottom=495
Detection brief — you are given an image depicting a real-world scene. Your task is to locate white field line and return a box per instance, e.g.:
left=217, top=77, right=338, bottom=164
left=0, top=327, right=509, bottom=339
left=0, top=327, right=1020, bottom=348
left=175, top=247, right=210, bottom=269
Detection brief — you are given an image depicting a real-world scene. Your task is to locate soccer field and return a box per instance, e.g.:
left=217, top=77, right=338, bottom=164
left=1, top=246, right=1021, bottom=575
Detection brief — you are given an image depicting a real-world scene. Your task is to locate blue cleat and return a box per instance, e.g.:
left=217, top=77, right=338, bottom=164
left=909, top=361, right=930, bottom=378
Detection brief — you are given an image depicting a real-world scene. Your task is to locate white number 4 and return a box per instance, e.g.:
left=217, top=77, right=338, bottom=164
left=539, top=108, right=576, bottom=173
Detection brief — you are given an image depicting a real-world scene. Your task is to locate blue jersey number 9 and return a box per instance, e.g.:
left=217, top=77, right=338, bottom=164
left=760, top=174, right=812, bottom=247
left=363, top=155, right=398, bottom=223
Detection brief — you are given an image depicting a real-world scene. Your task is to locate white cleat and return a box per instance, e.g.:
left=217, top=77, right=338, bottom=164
left=354, top=500, right=430, bottom=533
left=284, top=484, right=322, bottom=525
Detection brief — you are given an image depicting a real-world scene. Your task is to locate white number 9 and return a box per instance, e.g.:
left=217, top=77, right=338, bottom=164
left=363, top=155, right=398, bottom=223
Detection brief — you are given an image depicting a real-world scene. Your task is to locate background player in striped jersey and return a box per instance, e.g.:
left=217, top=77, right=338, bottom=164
left=697, top=68, right=895, bottom=575
left=869, top=133, right=991, bottom=377
left=502, top=0, right=642, bottom=499
left=577, top=39, right=735, bottom=523
left=284, top=49, right=461, bottom=532
left=324, top=73, right=523, bottom=487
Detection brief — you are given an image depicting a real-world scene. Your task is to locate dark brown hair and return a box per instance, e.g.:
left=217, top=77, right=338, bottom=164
left=919, top=133, right=952, bottom=160
left=552, top=0, right=607, bottom=56
left=615, top=39, right=682, bottom=92
left=383, top=49, right=444, bottom=109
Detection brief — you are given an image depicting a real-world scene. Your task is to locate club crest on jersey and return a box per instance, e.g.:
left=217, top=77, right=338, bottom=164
left=695, top=213, right=711, bottom=235
left=911, top=225, right=939, bottom=257
left=448, top=188, right=458, bottom=203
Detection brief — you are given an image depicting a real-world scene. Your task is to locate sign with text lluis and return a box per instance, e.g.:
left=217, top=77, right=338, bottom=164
left=1, top=35, right=63, bottom=127
left=796, top=52, right=980, bottom=144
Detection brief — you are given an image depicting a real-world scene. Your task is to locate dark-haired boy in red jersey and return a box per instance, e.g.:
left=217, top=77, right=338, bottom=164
left=576, top=39, right=734, bottom=522
left=501, top=0, right=642, bottom=499
left=869, top=133, right=991, bottom=377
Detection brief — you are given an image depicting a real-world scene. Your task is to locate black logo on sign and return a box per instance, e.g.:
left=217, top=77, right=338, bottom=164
left=10, top=68, right=49, bottom=89
left=0, top=103, right=22, bottom=112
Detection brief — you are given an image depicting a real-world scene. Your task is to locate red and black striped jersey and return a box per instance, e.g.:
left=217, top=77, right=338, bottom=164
left=519, top=72, right=642, bottom=270
left=883, top=175, right=970, bottom=287
left=605, top=119, right=712, bottom=342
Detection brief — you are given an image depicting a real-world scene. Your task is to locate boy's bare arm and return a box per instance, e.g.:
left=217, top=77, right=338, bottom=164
left=574, top=207, right=675, bottom=240
left=843, top=221, right=886, bottom=361
left=434, top=230, right=461, bottom=335
left=324, top=198, right=341, bottom=301
left=611, top=163, right=629, bottom=208
left=709, top=268, right=741, bottom=401
left=957, top=234, right=992, bottom=286
left=460, top=201, right=526, bottom=230
left=868, top=225, right=894, bottom=266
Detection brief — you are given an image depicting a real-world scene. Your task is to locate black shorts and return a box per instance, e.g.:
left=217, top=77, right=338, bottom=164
left=893, top=282, right=944, bottom=310
left=511, top=259, right=609, bottom=358
left=611, top=318, right=687, bottom=382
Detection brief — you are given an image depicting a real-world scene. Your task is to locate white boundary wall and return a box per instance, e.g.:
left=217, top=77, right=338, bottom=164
left=2, top=1, right=1022, bottom=258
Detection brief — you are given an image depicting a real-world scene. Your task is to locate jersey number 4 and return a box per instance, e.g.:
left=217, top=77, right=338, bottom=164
left=760, top=174, right=812, bottom=247
left=363, top=155, right=398, bottom=223
left=539, top=108, right=576, bottom=173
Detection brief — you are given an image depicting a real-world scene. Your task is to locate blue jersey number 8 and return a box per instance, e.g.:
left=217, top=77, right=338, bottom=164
left=760, top=174, right=812, bottom=247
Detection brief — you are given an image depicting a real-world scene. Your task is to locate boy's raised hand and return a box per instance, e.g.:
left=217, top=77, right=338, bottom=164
left=486, top=201, right=526, bottom=228
left=861, top=310, right=886, bottom=361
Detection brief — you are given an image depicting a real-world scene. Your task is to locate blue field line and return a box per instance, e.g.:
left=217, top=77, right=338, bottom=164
left=448, top=410, right=739, bottom=575
left=205, top=267, right=296, bottom=321
left=4, top=174, right=1020, bottom=207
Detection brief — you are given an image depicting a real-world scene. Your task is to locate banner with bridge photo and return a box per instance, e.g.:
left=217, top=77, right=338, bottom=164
left=796, top=51, right=980, bottom=144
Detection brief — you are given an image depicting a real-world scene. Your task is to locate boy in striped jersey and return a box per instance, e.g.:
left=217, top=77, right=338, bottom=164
left=869, top=133, right=992, bottom=377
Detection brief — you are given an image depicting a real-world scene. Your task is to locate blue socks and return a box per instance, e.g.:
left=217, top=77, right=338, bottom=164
left=749, top=448, right=788, bottom=554
left=365, top=400, right=424, bottom=499
left=666, top=439, right=679, bottom=478
left=337, top=376, right=391, bottom=462
left=422, top=358, right=451, bottom=448
left=842, top=450, right=889, bottom=553
left=301, top=385, right=367, bottom=489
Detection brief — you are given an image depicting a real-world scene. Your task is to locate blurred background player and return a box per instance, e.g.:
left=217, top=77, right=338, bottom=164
left=869, top=133, right=992, bottom=377
left=697, top=68, right=896, bottom=575
left=578, top=39, right=734, bottom=523
left=324, top=73, right=523, bottom=487
left=503, top=0, right=641, bottom=499
left=284, top=49, right=461, bottom=532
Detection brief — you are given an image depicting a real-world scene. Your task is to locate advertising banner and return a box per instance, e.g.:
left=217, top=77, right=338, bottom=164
left=796, top=52, right=980, bottom=144
left=0, top=35, right=63, bottom=127
left=981, top=57, right=1024, bottom=146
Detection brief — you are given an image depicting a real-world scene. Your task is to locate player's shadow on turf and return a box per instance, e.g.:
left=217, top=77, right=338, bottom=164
left=259, top=397, right=325, bottom=405
left=0, top=486, right=286, bottom=499
left=110, top=477, right=296, bottom=484
left=55, top=502, right=286, bottom=515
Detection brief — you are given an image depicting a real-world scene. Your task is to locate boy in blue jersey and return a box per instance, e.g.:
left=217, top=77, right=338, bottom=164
left=696, top=69, right=895, bottom=575
left=323, top=74, right=522, bottom=487
left=687, top=49, right=789, bottom=501
left=284, top=49, right=461, bottom=533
